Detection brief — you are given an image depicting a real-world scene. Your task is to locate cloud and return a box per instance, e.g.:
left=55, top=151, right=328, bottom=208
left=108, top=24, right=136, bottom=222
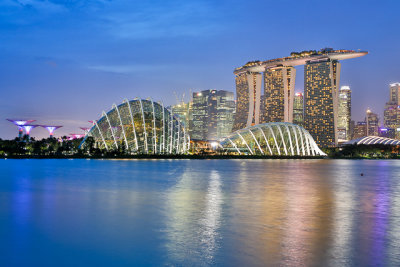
left=14, top=0, right=67, bottom=13
left=87, top=63, right=173, bottom=74
left=100, top=1, right=224, bottom=39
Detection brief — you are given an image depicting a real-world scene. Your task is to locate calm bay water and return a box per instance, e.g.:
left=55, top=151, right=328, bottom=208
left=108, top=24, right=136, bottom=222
left=0, top=159, right=400, bottom=266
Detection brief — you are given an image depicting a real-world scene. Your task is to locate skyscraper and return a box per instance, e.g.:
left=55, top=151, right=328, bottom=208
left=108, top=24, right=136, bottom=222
left=233, top=70, right=262, bottom=131
left=383, top=83, right=400, bottom=139
left=263, top=66, right=296, bottom=123
left=383, top=103, right=399, bottom=129
left=337, top=86, right=351, bottom=142
left=353, top=121, right=367, bottom=139
left=293, top=92, right=304, bottom=126
left=191, top=90, right=235, bottom=141
left=304, top=60, right=341, bottom=147
left=366, top=109, right=379, bottom=136
left=233, top=49, right=367, bottom=145
left=171, top=101, right=191, bottom=130
left=389, top=83, right=400, bottom=103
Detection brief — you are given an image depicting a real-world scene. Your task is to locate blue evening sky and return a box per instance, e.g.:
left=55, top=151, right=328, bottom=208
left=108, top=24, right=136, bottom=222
left=0, top=0, right=399, bottom=139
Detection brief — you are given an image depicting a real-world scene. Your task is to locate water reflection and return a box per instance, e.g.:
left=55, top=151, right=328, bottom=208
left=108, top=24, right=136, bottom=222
left=165, top=167, right=223, bottom=265
left=1, top=159, right=400, bottom=266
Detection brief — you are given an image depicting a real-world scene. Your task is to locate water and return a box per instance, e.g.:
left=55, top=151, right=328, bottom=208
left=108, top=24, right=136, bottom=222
left=0, top=159, right=400, bottom=266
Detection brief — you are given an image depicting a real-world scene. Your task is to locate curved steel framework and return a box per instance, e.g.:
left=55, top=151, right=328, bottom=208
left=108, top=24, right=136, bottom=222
left=345, top=136, right=400, bottom=146
left=80, top=98, right=190, bottom=154
left=220, top=122, right=326, bottom=156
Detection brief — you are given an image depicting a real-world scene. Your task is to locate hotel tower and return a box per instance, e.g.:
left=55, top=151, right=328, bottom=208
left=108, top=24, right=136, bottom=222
left=233, top=48, right=367, bottom=147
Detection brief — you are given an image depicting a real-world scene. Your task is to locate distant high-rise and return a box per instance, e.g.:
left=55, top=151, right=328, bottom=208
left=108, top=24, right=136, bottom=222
left=353, top=121, right=367, bottom=139
left=171, top=101, right=191, bottom=130
left=191, top=90, right=235, bottom=141
left=389, top=83, right=400, bottom=104
left=263, top=66, right=296, bottom=123
left=304, top=60, right=341, bottom=147
left=383, top=83, right=400, bottom=139
left=383, top=102, right=399, bottom=129
left=337, top=86, right=351, bottom=142
left=366, top=109, right=379, bottom=136
left=293, top=92, right=304, bottom=126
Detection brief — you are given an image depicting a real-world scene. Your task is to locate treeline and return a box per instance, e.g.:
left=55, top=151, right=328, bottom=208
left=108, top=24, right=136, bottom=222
left=0, top=135, right=85, bottom=156
left=324, top=144, right=400, bottom=159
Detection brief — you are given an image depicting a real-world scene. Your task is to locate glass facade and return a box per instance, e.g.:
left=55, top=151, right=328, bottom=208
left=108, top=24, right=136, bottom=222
left=383, top=83, right=400, bottom=139
left=263, top=66, right=296, bottom=123
left=353, top=121, right=367, bottom=139
left=191, top=90, right=235, bottom=141
left=233, top=72, right=262, bottom=131
left=304, top=60, right=340, bottom=147
left=337, top=86, right=351, bottom=141
left=171, top=102, right=191, bottom=130
left=220, top=122, right=325, bottom=156
left=366, top=110, right=379, bottom=136
left=293, top=92, right=304, bottom=126
left=81, top=99, right=190, bottom=154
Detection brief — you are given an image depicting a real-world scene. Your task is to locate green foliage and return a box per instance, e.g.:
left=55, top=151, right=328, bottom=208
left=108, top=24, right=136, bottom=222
left=325, top=144, right=399, bottom=159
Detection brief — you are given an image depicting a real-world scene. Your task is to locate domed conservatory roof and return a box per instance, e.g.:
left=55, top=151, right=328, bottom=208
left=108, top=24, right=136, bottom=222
left=80, top=98, right=190, bottom=154
left=344, top=136, right=400, bottom=146
left=219, top=122, right=326, bottom=156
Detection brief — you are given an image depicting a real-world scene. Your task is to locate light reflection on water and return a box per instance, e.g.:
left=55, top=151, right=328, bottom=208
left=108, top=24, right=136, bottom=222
left=0, top=159, right=400, bottom=266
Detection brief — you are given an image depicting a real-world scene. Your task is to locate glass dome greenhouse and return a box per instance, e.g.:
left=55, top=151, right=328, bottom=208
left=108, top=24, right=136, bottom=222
left=80, top=98, right=190, bottom=154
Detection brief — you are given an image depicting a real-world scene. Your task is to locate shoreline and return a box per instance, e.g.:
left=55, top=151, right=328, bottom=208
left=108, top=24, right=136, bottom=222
left=0, top=155, right=391, bottom=160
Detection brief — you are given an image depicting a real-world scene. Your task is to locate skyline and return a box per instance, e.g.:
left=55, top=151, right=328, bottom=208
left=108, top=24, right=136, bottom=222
left=1, top=0, right=400, bottom=139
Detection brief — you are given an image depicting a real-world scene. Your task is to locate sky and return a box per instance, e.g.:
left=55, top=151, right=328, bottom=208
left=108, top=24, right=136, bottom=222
left=0, top=0, right=399, bottom=139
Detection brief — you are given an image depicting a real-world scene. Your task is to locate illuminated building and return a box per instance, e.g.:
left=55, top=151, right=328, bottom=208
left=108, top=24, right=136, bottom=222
left=366, top=109, right=379, bottom=136
left=378, top=127, right=396, bottom=139
left=263, top=66, right=296, bottom=123
left=383, top=83, right=400, bottom=139
left=389, top=83, right=400, bottom=104
left=191, top=90, right=235, bottom=141
left=233, top=48, right=367, bottom=147
left=353, top=121, right=367, bottom=139
left=219, top=122, right=326, bottom=156
left=337, top=86, right=352, bottom=142
left=6, top=119, right=36, bottom=139
left=293, top=92, right=304, bottom=126
left=41, top=125, right=62, bottom=137
left=80, top=98, right=190, bottom=154
left=344, top=136, right=400, bottom=146
left=233, top=71, right=262, bottom=131
left=304, top=60, right=340, bottom=147
left=171, top=101, right=191, bottom=130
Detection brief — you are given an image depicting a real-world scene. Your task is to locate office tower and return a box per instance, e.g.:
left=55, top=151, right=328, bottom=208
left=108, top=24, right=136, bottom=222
left=383, top=103, right=399, bottom=129
left=353, top=121, right=367, bottom=139
left=337, top=86, right=351, bottom=141
left=191, top=90, right=235, bottom=141
left=263, top=66, right=296, bottom=123
left=379, top=127, right=396, bottom=139
left=366, top=109, right=379, bottom=136
left=171, top=101, right=191, bottom=130
left=383, top=83, right=400, bottom=139
left=293, top=92, right=304, bottom=126
left=389, top=83, right=400, bottom=103
left=349, top=120, right=355, bottom=140
left=304, top=60, right=341, bottom=147
left=233, top=71, right=262, bottom=131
